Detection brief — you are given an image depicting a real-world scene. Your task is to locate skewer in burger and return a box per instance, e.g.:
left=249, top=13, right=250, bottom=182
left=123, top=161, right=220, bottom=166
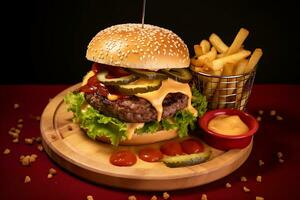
left=65, top=23, right=207, bottom=145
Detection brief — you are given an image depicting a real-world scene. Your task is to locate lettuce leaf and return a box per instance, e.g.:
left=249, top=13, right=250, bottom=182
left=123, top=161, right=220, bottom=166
left=191, top=85, right=207, bottom=117
left=64, top=92, right=127, bottom=146
left=64, top=87, right=207, bottom=145
left=136, top=87, right=207, bottom=137
left=174, top=110, right=196, bottom=137
left=135, top=121, right=160, bottom=134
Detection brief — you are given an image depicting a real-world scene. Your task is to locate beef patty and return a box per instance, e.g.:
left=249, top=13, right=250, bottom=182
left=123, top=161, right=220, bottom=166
left=85, top=92, right=188, bottom=123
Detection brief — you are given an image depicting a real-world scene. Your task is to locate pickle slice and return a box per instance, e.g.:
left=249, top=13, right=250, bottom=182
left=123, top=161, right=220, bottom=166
left=97, top=70, right=138, bottom=85
left=127, top=69, right=168, bottom=80
left=160, top=68, right=192, bottom=83
left=162, top=149, right=211, bottom=168
left=115, top=79, right=162, bottom=95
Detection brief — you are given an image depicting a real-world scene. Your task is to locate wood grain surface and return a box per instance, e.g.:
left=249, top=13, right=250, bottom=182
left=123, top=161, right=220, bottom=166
left=40, top=84, right=253, bottom=191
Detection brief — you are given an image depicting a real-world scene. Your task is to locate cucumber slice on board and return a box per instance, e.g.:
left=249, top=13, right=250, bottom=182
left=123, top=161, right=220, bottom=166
left=162, top=149, right=211, bottom=168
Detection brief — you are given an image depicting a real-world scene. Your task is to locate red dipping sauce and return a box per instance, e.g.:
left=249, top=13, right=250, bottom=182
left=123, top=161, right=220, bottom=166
left=160, top=141, right=183, bottom=156
left=110, top=150, right=137, bottom=167
left=181, top=139, right=204, bottom=154
left=79, top=63, right=129, bottom=98
left=138, top=147, right=163, bottom=162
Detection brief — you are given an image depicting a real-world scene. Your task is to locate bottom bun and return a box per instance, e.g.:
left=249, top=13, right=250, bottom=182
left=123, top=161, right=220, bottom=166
left=95, top=129, right=178, bottom=145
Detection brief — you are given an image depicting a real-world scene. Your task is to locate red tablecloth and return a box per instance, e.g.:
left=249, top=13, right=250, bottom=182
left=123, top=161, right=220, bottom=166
left=1, top=84, right=299, bottom=200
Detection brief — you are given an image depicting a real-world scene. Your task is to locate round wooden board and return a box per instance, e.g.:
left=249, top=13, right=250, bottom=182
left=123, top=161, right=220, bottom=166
left=40, top=84, right=253, bottom=191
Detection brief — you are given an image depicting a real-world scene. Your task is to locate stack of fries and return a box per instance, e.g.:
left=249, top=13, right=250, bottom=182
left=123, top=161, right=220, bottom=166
left=191, top=28, right=263, bottom=110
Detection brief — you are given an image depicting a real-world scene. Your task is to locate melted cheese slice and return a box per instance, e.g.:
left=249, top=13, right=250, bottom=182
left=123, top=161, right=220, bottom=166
left=135, top=78, right=198, bottom=121
left=126, top=123, right=144, bottom=139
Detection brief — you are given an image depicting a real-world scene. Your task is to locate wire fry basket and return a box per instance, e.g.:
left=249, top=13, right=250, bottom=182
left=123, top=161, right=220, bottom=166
left=192, top=69, right=256, bottom=111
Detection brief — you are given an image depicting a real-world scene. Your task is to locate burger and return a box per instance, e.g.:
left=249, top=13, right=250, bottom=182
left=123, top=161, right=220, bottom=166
left=64, top=23, right=207, bottom=146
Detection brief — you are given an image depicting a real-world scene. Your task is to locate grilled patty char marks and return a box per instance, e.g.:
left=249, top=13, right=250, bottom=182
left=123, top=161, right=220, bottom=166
left=85, top=92, right=188, bottom=123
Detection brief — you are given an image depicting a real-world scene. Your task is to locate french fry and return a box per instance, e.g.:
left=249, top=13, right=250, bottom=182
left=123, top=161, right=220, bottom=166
left=214, top=63, right=235, bottom=108
left=226, top=28, right=249, bottom=55
left=191, top=28, right=263, bottom=111
left=209, top=33, right=229, bottom=53
left=204, top=67, right=222, bottom=99
left=235, top=49, right=262, bottom=107
left=200, top=40, right=211, bottom=54
left=194, top=45, right=203, bottom=57
left=235, top=59, right=248, bottom=106
left=211, top=50, right=251, bottom=71
left=239, top=90, right=250, bottom=110
left=245, top=48, right=263, bottom=73
left=217, top=52, right=226, bottom=58
left=191, top=47, right=217, bottom=67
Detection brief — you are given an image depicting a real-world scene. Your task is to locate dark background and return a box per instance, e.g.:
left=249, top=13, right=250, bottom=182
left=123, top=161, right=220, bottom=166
left=2, top=0, right=298, bottom=84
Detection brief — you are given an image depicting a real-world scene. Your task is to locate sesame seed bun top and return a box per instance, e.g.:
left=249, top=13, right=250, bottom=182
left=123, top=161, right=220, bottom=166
left=86, top=23, right=190, bottom=70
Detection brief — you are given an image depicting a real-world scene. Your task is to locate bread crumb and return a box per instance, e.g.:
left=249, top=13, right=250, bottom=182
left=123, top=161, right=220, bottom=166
left=21, top=156, right=31, bottom=166
left=3, top=148, right=11, bottom=155
left=86, top=195, right=94, bottom=200
left=258, top=159, right=264, bottom=166
left=35, top=116, right=41, bottom=121
left=270, top=110, right=276, bottom=116
left=25, top=138, right=34, bottom=145
left=256, top=116, right=262, bottom=122
left=12, top=138, right=19, bottom=143
left=24, top=176, right=31, bottom=183
left=30, top=154, right=38, bottom=162
left=276, top=115, right=283, bottom=120
left=17, top=124, right=23, bottom=129
left=277, top=152, right=283, bottom=158
left=49, top=168, right=57, bottom=175
left=243, top=186, right=250, bottom=192
left=128, top=195, right=137, bottom=200
left=37, top=144, right=44, bottom=151
left=47, top=174, right=53, bottom=179
left=279, top=158, right=284, bottom=163
left=151, top=195, right=157, bottom=200
left=14, top=103, right=20, bottom=109
left=240, top=176, right=247, bottom=182
left=9, top=130, right=19, bottom=138
left=256, top=175, right=262, bottom=182
left=20, top=155, right=25, bottom=161
left=35, top=136, right=42, bottom=143
left=17, top=118, right=24, bottom=123
left=201, top=194, right=208, bottom=200
left=225, top=182, right=232, bottom=188
left=258, top=110, right=264, bottom=115
left=256, top=196, right=264, bottom=200
left=20, top=155, right=36, bottom=166
left=163, top=192, right=170, bottom=199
